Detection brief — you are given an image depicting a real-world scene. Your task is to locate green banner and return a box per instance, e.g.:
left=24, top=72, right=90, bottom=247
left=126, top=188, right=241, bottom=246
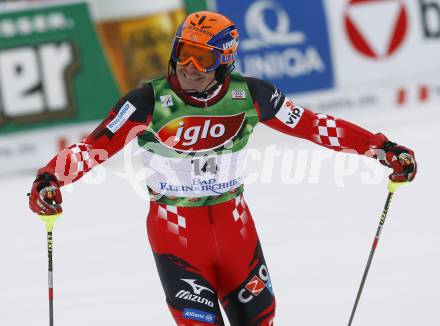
left=0, top=2, right=119, bottom=135
left=183, top=0, right=210, bottom=13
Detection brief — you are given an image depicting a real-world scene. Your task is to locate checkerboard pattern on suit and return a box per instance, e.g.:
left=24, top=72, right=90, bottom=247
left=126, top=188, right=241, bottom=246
left=158, top=204, right=188, bottom=247
left=232, top=195, right=250, bottom=239
left=312, top=114, right=345, bottom=151
left=54, top=143, right=98, bottom=183
left=68, top=143, right=96, bottom=172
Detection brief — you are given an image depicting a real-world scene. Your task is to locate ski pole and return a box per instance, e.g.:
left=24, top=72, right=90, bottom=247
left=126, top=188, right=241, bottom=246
left=348, top=181, right=407, bottom=326
left=39, top=214, right=61, bottom=326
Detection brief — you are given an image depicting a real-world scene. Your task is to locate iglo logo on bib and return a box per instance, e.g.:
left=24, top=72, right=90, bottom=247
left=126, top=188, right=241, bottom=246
left=156, top=112, right=246, bottom=152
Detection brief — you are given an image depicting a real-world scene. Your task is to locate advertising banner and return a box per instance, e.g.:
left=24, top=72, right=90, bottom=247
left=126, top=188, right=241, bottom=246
left=214, top=0, right=335, bottom=95
left=0, top=1, right=119, bottom=136
left=96, top=8, right=186, bottom=93
left=0, top=1, right=119, bottom=175
left=325, top=0, right=440, bottom=88
left=183, top=0, right=210, bottom=12
left=294, top=0, right=440, bottom=111
left=0, top=121, right=96, bottom=176
left=214, top=0, right=440, bottom=111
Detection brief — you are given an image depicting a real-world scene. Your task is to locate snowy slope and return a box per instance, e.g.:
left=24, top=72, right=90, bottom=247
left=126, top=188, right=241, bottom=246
left=1, top=105, right=438, bottom=326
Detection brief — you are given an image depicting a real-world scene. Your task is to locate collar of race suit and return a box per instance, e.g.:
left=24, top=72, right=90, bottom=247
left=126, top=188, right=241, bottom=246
left=167, top=74, right=231, bottom=108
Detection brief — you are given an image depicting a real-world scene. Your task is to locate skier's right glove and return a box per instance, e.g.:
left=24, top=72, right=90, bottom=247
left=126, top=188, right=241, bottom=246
left=29, top=173, right=63, bottom=215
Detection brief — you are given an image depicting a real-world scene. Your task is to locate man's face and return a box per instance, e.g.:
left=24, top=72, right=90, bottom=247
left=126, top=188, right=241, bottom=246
left=176, top=62, right=216, bottom=93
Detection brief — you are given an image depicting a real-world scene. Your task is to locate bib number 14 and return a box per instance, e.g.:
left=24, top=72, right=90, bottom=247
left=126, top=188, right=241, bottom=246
left=192, top=157, right=218, bottom=176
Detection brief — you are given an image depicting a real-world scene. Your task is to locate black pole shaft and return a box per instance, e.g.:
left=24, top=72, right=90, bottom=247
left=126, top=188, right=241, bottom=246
left=348, top=191, right=394, bottom=326
left=47, top=231, right=54, bottom=326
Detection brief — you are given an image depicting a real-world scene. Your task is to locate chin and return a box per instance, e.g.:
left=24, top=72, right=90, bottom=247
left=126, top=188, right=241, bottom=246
left=179, top=77, right=207, bottom=92
left=187, top=85, right=207, bottom=93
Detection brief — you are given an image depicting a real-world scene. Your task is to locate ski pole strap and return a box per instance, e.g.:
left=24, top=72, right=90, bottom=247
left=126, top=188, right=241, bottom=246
left=387, top=181, right=408, bottom=193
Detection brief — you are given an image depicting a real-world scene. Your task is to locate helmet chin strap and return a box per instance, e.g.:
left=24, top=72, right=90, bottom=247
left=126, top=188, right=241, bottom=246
left=168, top=60, right=235, bottom=99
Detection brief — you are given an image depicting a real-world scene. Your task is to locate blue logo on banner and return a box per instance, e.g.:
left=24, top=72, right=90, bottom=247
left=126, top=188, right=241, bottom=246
left=183, top=308, right=216, bottom=324
left=216, top=0, right=334, bottom=94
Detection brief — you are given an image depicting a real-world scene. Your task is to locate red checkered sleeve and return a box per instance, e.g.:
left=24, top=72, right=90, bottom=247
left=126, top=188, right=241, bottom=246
left=37, top=111, right=149, bottom=186
left=263, top=103, right=375, bottom=155
left=37, top=85, right=154, bottom=186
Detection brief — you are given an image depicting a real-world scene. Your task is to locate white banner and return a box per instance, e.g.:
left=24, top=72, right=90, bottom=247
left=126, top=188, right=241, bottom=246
left=324, top=0, right=440, bottom=88
left=0, top=122, right=96, bottom=176
left=293, top=0, right=440, bottom=112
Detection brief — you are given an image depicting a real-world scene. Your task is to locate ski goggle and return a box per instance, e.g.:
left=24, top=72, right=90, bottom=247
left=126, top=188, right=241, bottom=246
left=172, top=39, right=235, bottom=72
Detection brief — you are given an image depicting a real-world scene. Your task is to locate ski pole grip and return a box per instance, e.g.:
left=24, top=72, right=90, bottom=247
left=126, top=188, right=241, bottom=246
left=387, top=181, right=408, bottom=193
left=39, top=214, right=62, bottom=232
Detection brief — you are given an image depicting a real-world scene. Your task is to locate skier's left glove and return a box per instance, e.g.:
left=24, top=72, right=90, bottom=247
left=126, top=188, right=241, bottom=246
left=29, top=173, right=63, bottom=215
left=370, top=133, right=417, bottom=182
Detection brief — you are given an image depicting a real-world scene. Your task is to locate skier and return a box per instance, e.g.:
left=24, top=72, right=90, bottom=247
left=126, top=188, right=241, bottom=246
left=29, top=11, right=417, bottom=326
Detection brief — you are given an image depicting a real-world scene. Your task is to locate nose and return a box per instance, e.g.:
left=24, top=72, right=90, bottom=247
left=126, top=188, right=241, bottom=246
left=184, top=60, right=202, bottom=74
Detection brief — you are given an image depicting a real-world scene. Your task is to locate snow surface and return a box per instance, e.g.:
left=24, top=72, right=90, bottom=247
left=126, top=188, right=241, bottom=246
left=1, top=105, right=439, bottom=326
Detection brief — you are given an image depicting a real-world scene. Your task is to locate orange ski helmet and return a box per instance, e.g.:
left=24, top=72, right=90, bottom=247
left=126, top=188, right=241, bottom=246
left=171, top=11, right=239, bottom=74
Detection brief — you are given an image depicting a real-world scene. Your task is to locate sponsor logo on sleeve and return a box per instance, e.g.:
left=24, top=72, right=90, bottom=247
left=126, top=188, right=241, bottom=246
left=270, top=88, right=283, bottom=107
left=275, top=98, right=304, bottom=129
left=106, top=101, right=136, bottom=133
left=183, top=308, right=216, bottom=324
